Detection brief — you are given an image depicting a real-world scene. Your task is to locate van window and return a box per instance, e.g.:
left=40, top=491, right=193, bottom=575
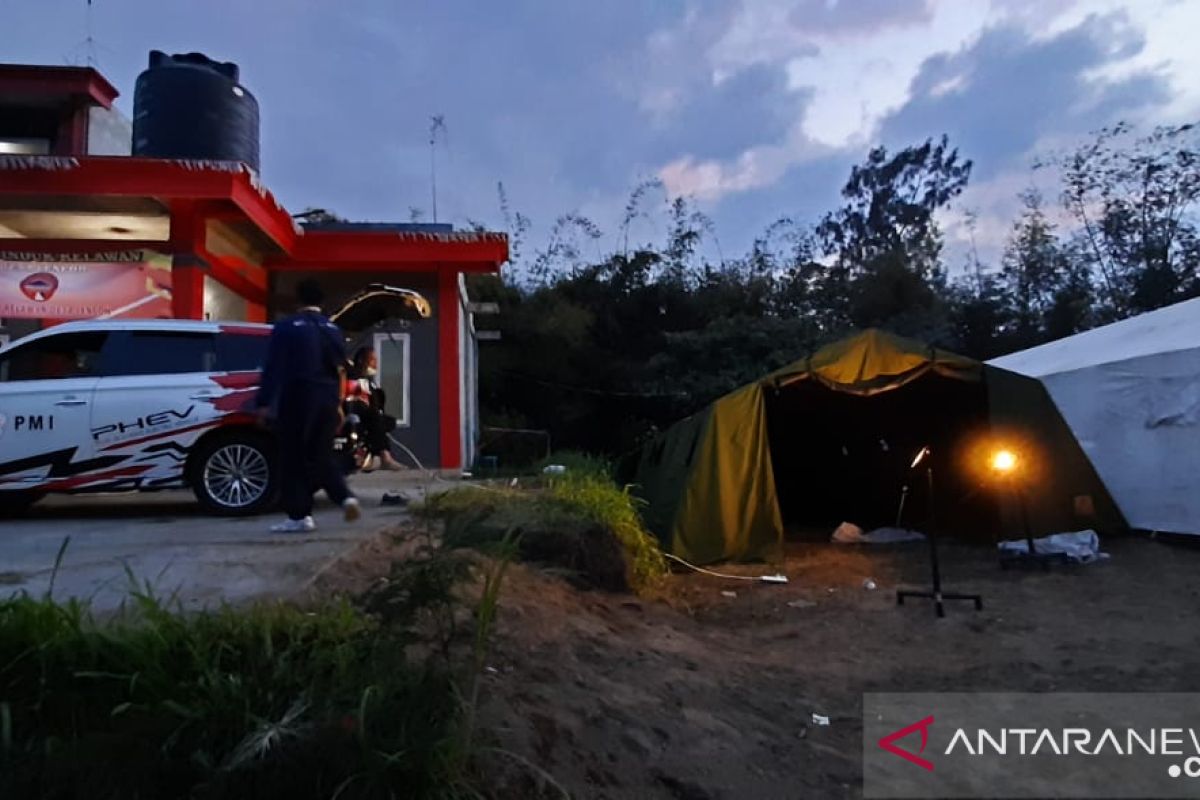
left=216, top=333, right=270, bottom=372
left=0, top=332, right=109, bottom=381
left=103, top=331, right=218, bottom=376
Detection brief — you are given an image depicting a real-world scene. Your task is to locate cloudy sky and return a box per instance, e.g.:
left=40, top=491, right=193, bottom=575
left=4, top=0, right=1198, bottom=269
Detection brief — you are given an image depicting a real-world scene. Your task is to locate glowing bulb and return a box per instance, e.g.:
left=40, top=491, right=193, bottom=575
left=991, top=449, right=1017, bottom=473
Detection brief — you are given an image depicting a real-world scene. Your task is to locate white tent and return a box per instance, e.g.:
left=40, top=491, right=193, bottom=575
left=990, top=297, right=1200, bottom=535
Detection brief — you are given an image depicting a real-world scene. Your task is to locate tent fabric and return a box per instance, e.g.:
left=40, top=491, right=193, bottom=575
left=632, top=328, right=1123, bottom=564
left=989, top=298, right=1200, bottom=535
left=670, top=383, right=782, bottom=564
left=983, top=366, right=1124, bottom=536
left=772, top=328, right=980, bottom=394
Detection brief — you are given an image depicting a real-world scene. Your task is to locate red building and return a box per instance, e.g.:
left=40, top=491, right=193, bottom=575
left=0, top=61, right=507, bottom=470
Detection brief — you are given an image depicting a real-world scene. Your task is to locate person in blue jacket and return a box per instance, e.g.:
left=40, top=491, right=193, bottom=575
left=256, top=279, right=360, bottom=532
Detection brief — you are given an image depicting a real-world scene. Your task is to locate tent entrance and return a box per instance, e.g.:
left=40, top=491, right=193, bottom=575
left=764, top=373, right=998, bottom=539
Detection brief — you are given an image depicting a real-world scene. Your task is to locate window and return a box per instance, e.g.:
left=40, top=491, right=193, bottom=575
left=103, top=331, right=217, bottom=376
left=0, top=332, right=109, bottom=382
left=216, top=333, right=271, bottom=372
left=0, top=138, right=51, bottom=155
left=373, top=332, right=411, bottom=427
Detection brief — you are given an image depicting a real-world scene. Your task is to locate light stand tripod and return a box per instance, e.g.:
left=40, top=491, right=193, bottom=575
left=997, top=480, right=1066, bottom=570
left=987, top=448, right=1064, bottom=570
left=896, top=446, right=983, bottom=618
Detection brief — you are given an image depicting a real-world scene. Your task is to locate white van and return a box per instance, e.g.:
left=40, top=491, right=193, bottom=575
left=0, top=319, right=278, bottom=515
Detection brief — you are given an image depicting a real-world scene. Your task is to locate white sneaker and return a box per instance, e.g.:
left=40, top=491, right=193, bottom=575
left=271, top=516, right=316, bottom=533
left=343, top=497, right=361, bottom=522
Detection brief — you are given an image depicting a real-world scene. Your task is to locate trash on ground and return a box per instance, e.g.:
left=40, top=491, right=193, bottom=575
left=380, top=491, right=408, bottom=507
left=720, top=590, right=738, bottom=598
left=787, top=599, right=816, bottom=609
left=833, top=524, right=925, bottom=544
left=997, top=530, right=1107, bottom=563
left=812, top=713, right=831, bottom=726
left=831, top=521, right=864, bottom=542
left=862, top=578, right=877, bottom=590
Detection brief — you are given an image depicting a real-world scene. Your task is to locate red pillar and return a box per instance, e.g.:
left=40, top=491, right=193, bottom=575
left=437, top=269, right=462, bottom=469
left=246, top=301, right=267, bottom=323
left=168, top=200, right=207, bottom=320
left=54, top=106, right=89, bottom=155
left=172, top=264, right=205, bottom=319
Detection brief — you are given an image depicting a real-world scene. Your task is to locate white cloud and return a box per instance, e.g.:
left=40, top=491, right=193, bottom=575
left=652, top=0, right=1198, bottom=206
left=785, top=1, right=991, bottom=148
left=659, top=146, right=788, bottom=201
left=658, top=122, right=833, bottom=200
left=1075, top=1, right=1200, bottom=123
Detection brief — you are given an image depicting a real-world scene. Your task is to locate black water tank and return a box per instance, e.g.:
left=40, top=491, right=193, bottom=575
left=132, top=50, right=260, bottom=171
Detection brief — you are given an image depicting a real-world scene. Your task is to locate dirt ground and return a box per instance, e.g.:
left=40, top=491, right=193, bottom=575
left=472, top=534, right=1200, bottom=799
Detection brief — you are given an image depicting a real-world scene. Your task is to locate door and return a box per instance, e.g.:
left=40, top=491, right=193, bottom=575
left=373, top=331, right=411, bottom=427
left=90, top=330, right=225, bottom=488
left=0, top=331, right=108, bottom=488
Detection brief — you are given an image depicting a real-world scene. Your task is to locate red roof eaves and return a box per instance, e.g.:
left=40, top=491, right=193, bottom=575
left=0, top=64, right=119, bottom=108
left=0, top=155, right=506, bottom=271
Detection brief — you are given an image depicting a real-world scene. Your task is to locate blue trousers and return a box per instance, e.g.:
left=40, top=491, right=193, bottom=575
left=276, top=392, right=352, bottom=520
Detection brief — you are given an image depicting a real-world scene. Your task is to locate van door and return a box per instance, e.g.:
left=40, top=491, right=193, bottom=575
left=89, top=330, right=223, bottom=489
left=0, top=331, right=108, bottom=489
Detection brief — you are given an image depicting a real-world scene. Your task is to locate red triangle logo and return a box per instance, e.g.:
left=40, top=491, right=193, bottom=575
left=878, top=715, right=935, bottom=771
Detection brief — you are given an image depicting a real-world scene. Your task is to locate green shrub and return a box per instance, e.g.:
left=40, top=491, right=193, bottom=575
left=423, top=457, right=667, bottom=592
left=547, top=471, right=667, bottom=589
left=0, top=583, right=471, bottom=798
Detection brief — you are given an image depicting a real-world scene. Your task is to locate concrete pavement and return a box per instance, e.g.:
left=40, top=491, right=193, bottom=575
left=0, top=472, right=437, bottom=612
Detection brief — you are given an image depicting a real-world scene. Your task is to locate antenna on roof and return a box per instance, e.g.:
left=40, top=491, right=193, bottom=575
left=65, top=0, right=100, bottom=68
left=429, top=114, right=447, bottom=224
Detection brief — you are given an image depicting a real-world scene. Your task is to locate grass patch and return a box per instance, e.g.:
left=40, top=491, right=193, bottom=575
left=0, top=541, right=513, bottom=799
left=422, top=454, right=667, bottom=593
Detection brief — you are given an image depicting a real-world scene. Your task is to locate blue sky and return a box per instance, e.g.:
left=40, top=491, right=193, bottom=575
left=4, top=0, right=1198, bottom=271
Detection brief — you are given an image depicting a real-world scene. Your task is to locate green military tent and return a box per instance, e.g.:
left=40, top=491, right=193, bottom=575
left=628, top=329, right=1124, bottom=564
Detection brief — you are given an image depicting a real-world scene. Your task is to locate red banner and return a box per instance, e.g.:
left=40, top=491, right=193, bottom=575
left=0, top=256, right=173, bottom=320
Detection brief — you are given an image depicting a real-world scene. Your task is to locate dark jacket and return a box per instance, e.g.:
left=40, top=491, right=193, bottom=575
left=256, top=310, right=347, bottom=411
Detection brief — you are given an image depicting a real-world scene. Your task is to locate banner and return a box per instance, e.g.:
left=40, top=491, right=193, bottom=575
left=0, top=252, right=173, bottom=320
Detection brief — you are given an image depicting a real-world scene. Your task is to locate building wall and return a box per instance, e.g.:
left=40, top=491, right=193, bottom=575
left=272, top=270, right=442, bottom=469
left=86, top=106, right=131, bottom=155
left=203, top=274, right=248, bottom=321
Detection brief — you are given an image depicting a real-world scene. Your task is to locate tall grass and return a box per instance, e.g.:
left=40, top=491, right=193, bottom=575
left=423, top=452, right=668, bottom=592
left=0, top=549, right=509, bottom=799
left=547, top=471, right=667, bottom=590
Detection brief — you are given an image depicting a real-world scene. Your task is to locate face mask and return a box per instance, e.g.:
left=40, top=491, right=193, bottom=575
left=365, top=367, right=378, bottom=378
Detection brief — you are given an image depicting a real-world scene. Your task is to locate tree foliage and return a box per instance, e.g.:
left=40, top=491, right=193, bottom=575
left=472, top=125, right=1198, bottom=462
left=1056, top=122, right=1200, bottom=315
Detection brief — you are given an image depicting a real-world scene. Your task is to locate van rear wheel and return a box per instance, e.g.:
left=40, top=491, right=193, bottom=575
left=190, top=431, right=278, bottom=515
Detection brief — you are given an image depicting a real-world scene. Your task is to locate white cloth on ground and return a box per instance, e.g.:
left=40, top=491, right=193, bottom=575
left=832, top=523, right=925, bottom=544
left=997, top=529, right=1107, bottom=563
